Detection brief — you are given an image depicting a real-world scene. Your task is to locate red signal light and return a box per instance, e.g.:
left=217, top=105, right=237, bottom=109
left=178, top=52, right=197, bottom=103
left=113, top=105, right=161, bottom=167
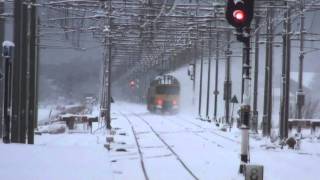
left=172, top=100, right=177, bottom=105
left=130, top=80, right=135, bottom=86
left=226, top=0, right=254, bottom=29
left=156, top=99, right=164, bottom=106
left=233, top=10, right=246, bottom=22
left=129, top=80, right=136, bottom=90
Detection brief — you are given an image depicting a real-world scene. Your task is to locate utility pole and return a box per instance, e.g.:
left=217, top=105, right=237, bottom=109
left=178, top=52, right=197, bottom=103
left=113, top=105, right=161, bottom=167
left=192, top=41, right=197, bottom=105
left=106, top=0, right=113, bottom=129
left=11, top=0, right=22, bottom=143
left=224, top=31, right=232, bottom=126
left=25, top=0, right=32, bottom=144
left=267, top=7, right=274, bottom=137
left=284, top=6, right=291, bottom=139
left=164, top=30, right=168, bottom=74
left=205, top=22, right=212, bottom=121
left=34, top=17, right=40, bottom=129
left=98, top=0, right=114, bottom=126
left=26, top=0, right=37, bottom=144
left=252, top=16, right=260, bottom=133
left=262, top=9, right=269, bottom=136
left=280, top=7, right=286, bottom=140
left=296, top=0, right=305, bottom=119
left=0, top=0, right=4, bottom=138
left=280, top=4, right=291, bottom=140
left=191, top=0, right=196, bottom=106
left=100, top=47, right=107, bottom=128
left=262, top=7, right=273, bottom=137
left=198, top=38, right=204, bottom=118
left=161, top=37, right=165, bottom=74
left=213, top=28, right=220, bottom=123
left=19, top=0, right=28, bottom=144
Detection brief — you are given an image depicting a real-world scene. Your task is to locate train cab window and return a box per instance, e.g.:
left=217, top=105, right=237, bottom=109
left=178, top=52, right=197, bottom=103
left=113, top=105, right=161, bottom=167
left=156, top=86, right=179, bottom=95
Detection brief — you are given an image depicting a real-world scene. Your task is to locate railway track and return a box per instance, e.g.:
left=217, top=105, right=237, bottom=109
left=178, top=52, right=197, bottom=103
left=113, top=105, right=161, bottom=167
left=156, top=115, right=228, bottom=148
left=159, top=114, right=240, bottom=147
left=175, top=115, right=240, bottom=144
left=132, top=113, right=200, bottom=180
left=120, top=112, right=150, bottom=180
left=119, top=111, right=199, bottom=180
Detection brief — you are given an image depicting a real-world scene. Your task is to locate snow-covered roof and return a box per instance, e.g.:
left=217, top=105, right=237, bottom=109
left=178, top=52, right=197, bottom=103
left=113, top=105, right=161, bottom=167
left=60, top=114, right=97, bottom=119
left=2, top=41, right=15, bottom=47
left=64, top=104, right=83, bottom=108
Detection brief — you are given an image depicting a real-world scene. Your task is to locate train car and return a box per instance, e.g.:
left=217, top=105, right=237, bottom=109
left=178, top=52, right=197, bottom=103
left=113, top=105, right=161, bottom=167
left=147, top=75, right=180, bottom=114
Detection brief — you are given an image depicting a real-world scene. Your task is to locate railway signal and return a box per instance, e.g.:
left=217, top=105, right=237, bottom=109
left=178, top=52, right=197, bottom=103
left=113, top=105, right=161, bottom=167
left=225, top=0, right=256, bottom=175
left=226, top=0, right=254, bottom=29
left=129, top=80, right=136, bottom=89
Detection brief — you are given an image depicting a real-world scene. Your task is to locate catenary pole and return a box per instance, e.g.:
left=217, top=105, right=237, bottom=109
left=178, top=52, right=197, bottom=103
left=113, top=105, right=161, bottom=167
left=25, top=0, right=32, bottom=144
left=262, top=7, right=271, bottom=137
left=280, top=3, right=292, bottom=140
left=106, top=0, right=113, bottom=129
left=19, top=0, right=28, bottom=143
left=27, top=0, right=37, bottom=144
left=252, top=16, right=260, bottom=133
left=224, top=31, right=232, bottom=126
left=284, top=6, right=291, bottom=138
left=213, top=26, right=219, bottom=123
left=297, top=0, right=305, bottom=119
left=191, top=0, right=196, bottom=106
left=205, top=22, right=212, bottom=121
left=0, top=0, right=4, bottom=138
left=198, top=38, right=204, bottom=117
left=267, top=7, right=274, bottom=137
left=11, top=0, right=22, bottom=143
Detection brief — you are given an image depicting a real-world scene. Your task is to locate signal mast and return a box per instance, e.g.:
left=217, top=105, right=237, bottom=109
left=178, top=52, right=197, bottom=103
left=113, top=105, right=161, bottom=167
left=225, top=0, right=261, bottom=176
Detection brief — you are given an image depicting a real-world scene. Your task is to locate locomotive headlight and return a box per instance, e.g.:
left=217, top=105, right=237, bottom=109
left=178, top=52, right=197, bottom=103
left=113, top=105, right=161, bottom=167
left=156, top=99, right=164, bottom=108
left=172, top=100, right=177, bottom=106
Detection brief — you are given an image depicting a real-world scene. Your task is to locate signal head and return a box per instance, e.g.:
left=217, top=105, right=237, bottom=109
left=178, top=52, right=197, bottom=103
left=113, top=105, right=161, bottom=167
left=225, top=0, right=254, bottom=29
left=129, top=80, right=136, bottom=89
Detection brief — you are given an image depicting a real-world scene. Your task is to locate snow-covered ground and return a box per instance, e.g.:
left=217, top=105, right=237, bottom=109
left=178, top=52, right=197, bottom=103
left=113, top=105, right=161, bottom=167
left=0, top=133, right=112, bottom=180
left=1, top=102, right=320, bottom=180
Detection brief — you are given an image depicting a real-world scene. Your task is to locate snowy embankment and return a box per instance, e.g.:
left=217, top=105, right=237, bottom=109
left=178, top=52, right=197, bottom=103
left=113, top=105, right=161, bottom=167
left=0, top=132, right=112, bottom=180
left=0, top=106, right=111, bottom=180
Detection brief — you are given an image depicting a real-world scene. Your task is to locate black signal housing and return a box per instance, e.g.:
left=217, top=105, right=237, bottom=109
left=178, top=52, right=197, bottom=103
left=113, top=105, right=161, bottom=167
left=226, top=0, right=254, bottom=29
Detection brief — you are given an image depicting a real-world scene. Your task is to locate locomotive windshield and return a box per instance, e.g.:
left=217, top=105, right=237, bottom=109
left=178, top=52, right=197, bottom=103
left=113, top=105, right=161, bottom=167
left=147, top=75, right=180, bottom=113
left=156, top=86, right=179, bottom=95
